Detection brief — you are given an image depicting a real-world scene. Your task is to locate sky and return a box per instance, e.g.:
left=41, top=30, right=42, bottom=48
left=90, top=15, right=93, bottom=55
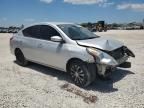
left=0, top=0, right=144, bottom=26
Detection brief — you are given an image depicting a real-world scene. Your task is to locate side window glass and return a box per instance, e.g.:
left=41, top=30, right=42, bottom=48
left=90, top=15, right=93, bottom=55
left=40, top=25, right=51, bottom=40
left=22, top=25, right=40, bottom=39
left=40, top=25, right=60, bottom=40
left=23, top=27, right=32, bottom=37
left=49, top=26, right=60, bottom=37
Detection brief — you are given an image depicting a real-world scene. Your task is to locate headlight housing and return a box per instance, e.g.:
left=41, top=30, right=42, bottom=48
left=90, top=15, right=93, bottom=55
left=86, top=47, right=118, bottom=65
left=86, top=48, right=103, bottom=62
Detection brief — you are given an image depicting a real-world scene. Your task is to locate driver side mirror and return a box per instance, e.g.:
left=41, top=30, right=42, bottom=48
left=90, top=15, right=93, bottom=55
left=51, top=36, right=63, bottom=42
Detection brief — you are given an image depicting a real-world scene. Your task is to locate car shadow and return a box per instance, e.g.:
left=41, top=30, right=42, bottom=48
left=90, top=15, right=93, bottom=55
left=14, top=61, right=135, bottom=93
left=86, top=68, right=135, bottom=93
left=14, top=61, right=72, bottom=83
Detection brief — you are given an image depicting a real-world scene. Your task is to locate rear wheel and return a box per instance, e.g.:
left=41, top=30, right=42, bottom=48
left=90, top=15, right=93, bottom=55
left=15, top=49, right=28, bottom=66
left=68, top=60, right=96, bottom=87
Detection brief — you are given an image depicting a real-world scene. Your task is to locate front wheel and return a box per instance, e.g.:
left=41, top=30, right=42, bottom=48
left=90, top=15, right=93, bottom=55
left=68, top=60, right=96, bottom=87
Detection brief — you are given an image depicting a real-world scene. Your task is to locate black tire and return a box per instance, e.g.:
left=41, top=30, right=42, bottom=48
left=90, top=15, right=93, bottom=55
left=15, top=49, right=28, bottom=66
left=68, top=60, right=96, bottom=87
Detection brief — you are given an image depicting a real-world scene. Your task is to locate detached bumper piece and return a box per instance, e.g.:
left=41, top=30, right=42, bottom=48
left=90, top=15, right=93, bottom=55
left=124, top=47, right=135, bottom=58
left=107, top=46, right=135, bottom=59
left=118, top=62, right=131, bottom=68
left=107, top=46, right=125, bottom=60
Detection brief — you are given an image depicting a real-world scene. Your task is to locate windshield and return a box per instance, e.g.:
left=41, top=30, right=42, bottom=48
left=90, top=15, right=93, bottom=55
left=58, top=24, right=99, bottom=40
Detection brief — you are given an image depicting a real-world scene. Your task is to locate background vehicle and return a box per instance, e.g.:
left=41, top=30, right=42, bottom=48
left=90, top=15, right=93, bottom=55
left=96, top=21, right=107, bottom=32
left=10, top=22, right=135, bottom=87
left=81, top=21, right=107, bottom=32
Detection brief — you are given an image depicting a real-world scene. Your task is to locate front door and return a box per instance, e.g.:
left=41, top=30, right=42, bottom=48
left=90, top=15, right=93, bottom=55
left=36, top=25, right=69, bottom=70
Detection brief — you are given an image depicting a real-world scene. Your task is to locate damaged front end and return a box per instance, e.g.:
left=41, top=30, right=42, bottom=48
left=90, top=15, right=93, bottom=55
left=86, top=46, right=135, bottom=77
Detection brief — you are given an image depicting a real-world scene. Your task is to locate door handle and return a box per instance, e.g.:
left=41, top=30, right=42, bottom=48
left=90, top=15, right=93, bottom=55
left=37, top=44, right=43, bottom=48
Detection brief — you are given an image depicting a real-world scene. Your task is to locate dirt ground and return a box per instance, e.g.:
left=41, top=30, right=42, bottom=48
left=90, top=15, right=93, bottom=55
left=0, top=30, right=144, bottom=108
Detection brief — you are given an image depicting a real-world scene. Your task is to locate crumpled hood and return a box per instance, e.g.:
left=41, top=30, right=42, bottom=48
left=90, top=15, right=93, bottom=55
left=77, top=37, right=124, bottom=51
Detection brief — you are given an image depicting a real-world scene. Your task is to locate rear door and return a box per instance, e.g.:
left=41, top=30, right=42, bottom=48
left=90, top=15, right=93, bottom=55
left=22, top=25, right=42, bottom=62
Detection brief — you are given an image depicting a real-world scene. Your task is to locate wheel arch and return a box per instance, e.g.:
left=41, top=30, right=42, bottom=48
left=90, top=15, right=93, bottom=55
left=66, top=58, right=84, bottom=72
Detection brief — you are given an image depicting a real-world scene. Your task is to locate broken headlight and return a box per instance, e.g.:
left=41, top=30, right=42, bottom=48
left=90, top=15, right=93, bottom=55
left=86, top=48, right=118, bottom=65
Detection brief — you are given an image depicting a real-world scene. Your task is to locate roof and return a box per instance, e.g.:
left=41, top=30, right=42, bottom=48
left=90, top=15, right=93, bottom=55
left=32, top=22, right=74, bottom=25
left=23, top=22, right=75, bottom=30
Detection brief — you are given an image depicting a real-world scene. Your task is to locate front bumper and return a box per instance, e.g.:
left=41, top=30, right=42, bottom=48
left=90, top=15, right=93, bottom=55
left=96, top=54, right=129, bottom=76
left=88, top=46, right=134, bottom=76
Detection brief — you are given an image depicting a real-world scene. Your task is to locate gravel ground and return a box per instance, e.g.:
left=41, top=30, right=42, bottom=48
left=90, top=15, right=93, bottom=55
left=0, top=30, right=144, bottom=108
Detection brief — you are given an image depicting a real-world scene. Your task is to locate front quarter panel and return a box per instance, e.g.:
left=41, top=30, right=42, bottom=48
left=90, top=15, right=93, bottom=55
left=67, top=44, right=95, bottom=63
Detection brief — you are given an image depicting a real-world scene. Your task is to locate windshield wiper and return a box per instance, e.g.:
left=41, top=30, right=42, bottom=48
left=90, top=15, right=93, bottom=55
left=73, top=36, right=97, bottom=40
left=88, top=37, right=96, bottom=39
left=82, top=37, right=96, bottom=40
